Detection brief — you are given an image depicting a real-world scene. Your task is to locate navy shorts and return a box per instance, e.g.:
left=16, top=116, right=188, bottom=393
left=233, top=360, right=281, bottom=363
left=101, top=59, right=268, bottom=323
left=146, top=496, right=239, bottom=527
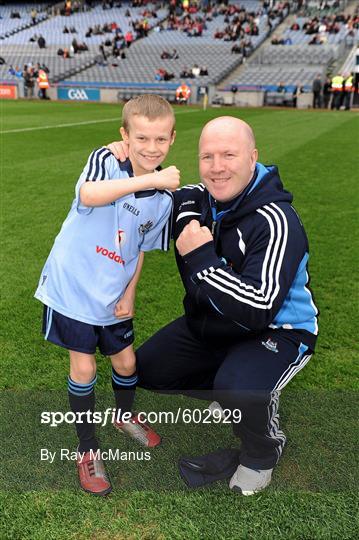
left=42, top=306, right=134, bottom=356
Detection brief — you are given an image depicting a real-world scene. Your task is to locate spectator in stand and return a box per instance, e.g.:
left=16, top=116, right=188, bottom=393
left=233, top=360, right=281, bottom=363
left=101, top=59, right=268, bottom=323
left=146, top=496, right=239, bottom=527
left=200, top=66, right=208, bottom=76
left=277, top=82, right=286, bottom=93
left=8, top=64, right=22, bottom=77
left=308, top=35, right=321, bottom=45
left=271, top=35, right=283, bottom=45
left=323, top=77, right=332, bottom=109
left=31, top=9, right=37, bottom=25
left=37, top=35, right=46, bottom=49
left=93, top=25, right=103, bottom=35
left=180, top=67, right=192, bottom=78
left=72, top=38, right=79, bottom=54
left=65, top=0, right=72, bottom=16
left=99, top=44, right=107, bottom=62
left=312, top=74, right=323, bottom=109
left=125, top=31, right=134, bottom=48
left=192, top=64, right=200, bottom=77
left=155, top=69, right=173, bottom=82
left=231, top=42, right=242, bottom=54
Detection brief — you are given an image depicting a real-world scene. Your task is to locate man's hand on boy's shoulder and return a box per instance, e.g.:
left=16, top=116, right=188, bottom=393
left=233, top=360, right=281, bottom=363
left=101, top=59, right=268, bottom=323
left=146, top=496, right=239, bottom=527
left=107, top=140, right=129, bottom=162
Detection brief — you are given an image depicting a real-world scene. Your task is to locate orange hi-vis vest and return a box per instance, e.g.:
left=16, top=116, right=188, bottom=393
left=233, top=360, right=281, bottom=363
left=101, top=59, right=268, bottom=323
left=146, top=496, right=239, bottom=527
left=37, top=70, right=49, bottom=89
left=176, top=84, right=191, bottom=99
left=344, top=76, right=353, bottom=92
left=331, top=75, right=344, bottom=92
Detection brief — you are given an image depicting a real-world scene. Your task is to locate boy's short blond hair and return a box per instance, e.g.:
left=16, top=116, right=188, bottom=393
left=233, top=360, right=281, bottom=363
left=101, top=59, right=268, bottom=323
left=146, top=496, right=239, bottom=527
left=122, top=95, right=175, bottom=134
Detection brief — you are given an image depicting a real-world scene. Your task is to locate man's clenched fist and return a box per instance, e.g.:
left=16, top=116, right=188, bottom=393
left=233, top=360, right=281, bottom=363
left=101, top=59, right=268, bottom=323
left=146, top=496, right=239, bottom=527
left=176, top=219, right=213, bottom=256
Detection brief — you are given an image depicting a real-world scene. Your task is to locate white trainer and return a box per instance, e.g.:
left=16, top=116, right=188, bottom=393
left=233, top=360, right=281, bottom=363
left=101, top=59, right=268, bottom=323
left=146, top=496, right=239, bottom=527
left=229, top=465, right=273, bottom=496
left=207, top=401, right=226, bottom=420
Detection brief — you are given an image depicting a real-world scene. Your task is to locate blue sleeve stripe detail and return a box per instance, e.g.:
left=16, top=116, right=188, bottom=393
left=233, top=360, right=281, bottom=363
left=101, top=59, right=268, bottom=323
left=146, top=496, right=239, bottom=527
left=92, top=148, right=106, bottom=181
left=100, top=151, right=112, bottom=180
left=272, top=253, right=318, bottom=335
left=86, top=148, right=112, bottom=181
left=87, top=150, right=97, bottom=182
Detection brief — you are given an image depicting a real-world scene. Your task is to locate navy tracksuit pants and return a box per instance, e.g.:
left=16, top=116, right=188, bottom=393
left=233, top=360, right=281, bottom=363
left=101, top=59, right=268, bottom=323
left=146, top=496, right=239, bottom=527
left=136, top=316, right=313, bottom=470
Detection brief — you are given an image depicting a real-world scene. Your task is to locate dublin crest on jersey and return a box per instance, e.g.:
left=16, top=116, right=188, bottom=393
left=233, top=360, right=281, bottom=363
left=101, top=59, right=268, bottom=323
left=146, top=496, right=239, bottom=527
left=138, top=220, right=153, bottom=235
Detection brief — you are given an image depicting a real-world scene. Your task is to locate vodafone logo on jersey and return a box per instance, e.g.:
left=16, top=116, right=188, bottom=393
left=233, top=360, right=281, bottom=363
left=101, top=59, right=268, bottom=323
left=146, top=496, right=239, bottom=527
left=96, top=246, right=125, bottom=265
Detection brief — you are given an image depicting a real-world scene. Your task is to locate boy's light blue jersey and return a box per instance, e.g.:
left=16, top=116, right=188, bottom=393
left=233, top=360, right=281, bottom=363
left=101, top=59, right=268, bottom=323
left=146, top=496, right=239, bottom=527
left=35, top=147, right=173, bottom=325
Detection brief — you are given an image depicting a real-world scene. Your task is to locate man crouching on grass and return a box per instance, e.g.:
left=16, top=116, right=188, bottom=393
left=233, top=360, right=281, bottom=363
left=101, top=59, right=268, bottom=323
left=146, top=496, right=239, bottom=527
left=109, top=116, right=319, bottom=496
left=35, top=95, right=179, bottom=496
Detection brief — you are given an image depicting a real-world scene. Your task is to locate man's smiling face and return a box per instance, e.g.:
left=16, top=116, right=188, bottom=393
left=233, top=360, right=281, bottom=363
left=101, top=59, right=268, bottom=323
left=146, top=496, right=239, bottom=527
left=199, top=117, right=258, bottom=203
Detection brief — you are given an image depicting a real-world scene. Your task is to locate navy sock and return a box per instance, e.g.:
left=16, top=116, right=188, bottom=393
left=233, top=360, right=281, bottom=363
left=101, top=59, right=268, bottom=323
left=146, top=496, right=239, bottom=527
left=68, top=375, right=99, bottom=453
left=112, top=368, right=138, bottom=421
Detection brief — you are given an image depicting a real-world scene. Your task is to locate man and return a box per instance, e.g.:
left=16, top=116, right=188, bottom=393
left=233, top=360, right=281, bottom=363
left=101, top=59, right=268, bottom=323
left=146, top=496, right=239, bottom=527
left=175, top=82, right=191, bottom=104
left=37, top=68, right=49, bottom=99
left=323, top=77, right=331, bottom=109
left=109, top=116, right=318, bottom=495
left=331, top=73, right=344, bottom=110
left=312, top=74, right=322, bottom=108
left=343, top=73, right=354, bottom=111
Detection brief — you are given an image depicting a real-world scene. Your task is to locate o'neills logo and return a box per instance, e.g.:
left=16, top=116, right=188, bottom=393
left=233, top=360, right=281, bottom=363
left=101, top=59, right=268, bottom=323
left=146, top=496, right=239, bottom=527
left=96, top=246, right=125, bottom=265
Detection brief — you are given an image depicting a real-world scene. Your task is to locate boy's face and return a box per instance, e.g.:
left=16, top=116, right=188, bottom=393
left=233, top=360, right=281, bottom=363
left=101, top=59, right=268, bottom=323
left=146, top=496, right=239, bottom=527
left=120, top=115, right=175, bottom=176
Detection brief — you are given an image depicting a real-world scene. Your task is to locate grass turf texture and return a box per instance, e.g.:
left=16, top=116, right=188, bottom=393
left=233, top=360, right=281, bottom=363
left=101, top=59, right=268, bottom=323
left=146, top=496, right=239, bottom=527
left=1, top=100, right=358, bottom=539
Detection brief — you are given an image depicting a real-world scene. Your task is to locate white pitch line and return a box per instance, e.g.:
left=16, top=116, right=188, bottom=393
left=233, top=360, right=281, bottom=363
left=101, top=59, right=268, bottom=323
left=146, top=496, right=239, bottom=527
left=1, top=108, right=200, bottom=134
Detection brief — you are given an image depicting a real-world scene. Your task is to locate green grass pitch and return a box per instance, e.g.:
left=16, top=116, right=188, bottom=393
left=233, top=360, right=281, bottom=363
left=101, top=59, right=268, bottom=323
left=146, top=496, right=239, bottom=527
left=1, top=100, right=358, bottom=539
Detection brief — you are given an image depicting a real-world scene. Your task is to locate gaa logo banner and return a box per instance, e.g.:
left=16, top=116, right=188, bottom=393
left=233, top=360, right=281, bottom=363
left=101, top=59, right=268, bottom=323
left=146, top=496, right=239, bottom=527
left=57, top=87, right=100, bottom=101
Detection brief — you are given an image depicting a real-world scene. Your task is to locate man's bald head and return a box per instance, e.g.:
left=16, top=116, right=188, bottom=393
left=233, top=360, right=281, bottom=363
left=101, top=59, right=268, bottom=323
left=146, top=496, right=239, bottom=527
left=198, top=116, right=258, bottom=203
left=199, top=116, right=256, bottom=152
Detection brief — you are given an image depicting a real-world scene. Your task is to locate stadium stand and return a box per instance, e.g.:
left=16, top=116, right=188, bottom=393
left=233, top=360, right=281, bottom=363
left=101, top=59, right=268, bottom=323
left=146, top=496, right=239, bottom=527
left=0, top=1, right=167, bottom=86
left=1, top=0, right=287, bottom=87
left=62, top=0, right=287, bottom=99
left=1, top=0, right=357, bottom=107
left=0, top=4, right=48, bottom=39
left=226, top=0, right=357, bottom=101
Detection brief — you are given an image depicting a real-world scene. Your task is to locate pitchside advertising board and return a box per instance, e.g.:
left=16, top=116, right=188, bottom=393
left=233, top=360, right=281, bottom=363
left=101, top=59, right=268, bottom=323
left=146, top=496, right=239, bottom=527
left=57, top=87, right=100, bottom=101
left=0, top=85, right=17, bottom=99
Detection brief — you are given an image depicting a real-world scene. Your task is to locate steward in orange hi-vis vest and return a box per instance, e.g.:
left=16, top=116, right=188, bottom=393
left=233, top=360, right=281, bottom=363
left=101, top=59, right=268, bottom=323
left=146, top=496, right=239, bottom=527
left=37, top=69, right=49, bottom=89
left=37, top=69, right=50, bottom=99
left=176, top=84, right=191, bottom=104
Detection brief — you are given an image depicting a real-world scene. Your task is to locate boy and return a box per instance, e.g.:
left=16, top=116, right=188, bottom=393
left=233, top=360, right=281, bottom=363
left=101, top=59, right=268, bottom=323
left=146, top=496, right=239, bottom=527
left=35, top=95, right=179, bottom=496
